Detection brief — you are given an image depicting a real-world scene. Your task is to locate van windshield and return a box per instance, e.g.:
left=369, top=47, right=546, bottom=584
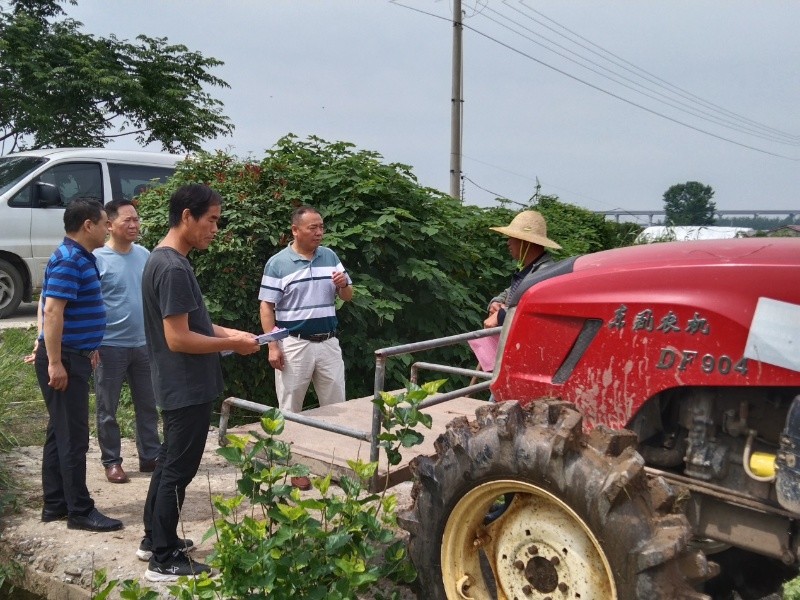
left=0, top=156, right=46, bottom=196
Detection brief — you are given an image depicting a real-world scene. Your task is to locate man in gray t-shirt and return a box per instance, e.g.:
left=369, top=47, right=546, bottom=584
left=142, top=248, right=225, bottom=410
left=140, top=184, right=259, bottom=583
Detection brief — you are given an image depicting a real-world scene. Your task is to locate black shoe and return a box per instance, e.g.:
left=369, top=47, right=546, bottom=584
left=139, top=458, right=159, bottom=473
left=136, top=536, right=195, bottom=561
left=144, top=549, right=212, bottom=582
left=67, top=508, right=123, bottom=532
left=41, top=507, right=68, bottom=522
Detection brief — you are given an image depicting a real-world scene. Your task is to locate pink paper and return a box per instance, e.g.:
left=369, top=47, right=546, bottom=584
left=468, top=334, right=500, bottom=372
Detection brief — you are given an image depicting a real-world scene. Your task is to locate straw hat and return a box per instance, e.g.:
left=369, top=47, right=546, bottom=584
left=489, top=210, right=562, bottom=249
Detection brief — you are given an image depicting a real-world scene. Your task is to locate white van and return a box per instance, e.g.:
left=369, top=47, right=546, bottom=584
left=0, top=148, right=183, bottom=318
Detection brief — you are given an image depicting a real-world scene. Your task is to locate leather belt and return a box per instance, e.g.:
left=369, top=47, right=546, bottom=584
left=294, top=331, right=337, bottom=342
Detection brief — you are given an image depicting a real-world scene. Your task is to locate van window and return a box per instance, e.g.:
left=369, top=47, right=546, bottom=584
left=108, top=163, right=175, bottom=202
left=0, top=156, right=46, bottom=198
left=9, top=161, right=103, bottom=208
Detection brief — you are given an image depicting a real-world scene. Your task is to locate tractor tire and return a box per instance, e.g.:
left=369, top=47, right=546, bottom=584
left=399, top=400, right=716, bottom=600
left=0, top=258, right=23, bottom=319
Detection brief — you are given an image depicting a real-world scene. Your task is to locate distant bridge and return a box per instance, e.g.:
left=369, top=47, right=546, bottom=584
left=598, top=209, right=798, bottom=225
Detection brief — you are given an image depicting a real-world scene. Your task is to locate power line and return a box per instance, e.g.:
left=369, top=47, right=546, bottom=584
left=513, top=0, right=800, bottom=143
left=462, top=175, right=523, bottom=206
left=389, top=1, right=450, bottom=24
left=460, top=153, right=622, bottom=211
left=482, top=4, right=800, bottom=146
left=389, top=1, right=800, bottom=160
left=459, top=20, right=799, bottom=161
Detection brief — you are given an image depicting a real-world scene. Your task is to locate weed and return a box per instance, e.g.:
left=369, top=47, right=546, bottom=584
left=0, top=328, right=42, bottom=449
left=164, top=380, right=438, bottom=599
left=785, top=576, right=800, bottom=600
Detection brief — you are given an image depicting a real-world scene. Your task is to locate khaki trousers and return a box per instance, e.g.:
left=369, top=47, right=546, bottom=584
left=275, top=336, right=346, bottom=413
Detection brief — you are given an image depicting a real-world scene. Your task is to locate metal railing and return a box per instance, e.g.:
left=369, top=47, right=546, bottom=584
left=369, top=327, right=500, bottom=466
left=219, top=396, right=372, bottom=446
left=218, top=327, right=502, bottom=484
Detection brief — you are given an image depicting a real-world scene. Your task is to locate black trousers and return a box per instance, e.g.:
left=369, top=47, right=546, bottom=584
left=143, top=401, right=212, bottom=563
left=35, top=344, right=95, bottom=516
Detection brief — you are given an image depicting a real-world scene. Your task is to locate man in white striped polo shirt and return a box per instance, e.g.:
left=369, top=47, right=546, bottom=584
left=259, top=206, right=353, bottom=420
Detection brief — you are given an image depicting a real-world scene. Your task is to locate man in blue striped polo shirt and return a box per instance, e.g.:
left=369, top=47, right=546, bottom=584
left=35, top=198, right=123, bottom=532
left=259, top=205, right=353, bottom=419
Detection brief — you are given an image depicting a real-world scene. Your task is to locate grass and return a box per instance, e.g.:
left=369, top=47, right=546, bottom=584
left=0, top=326, right=139, bottom=514
left=0, top=328, right=43, bottom=449
left=0, top=327, right=40, bottom=517
left=0, top=327, right=140, bottom=446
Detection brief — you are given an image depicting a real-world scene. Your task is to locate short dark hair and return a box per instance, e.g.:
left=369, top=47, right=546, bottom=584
left=64, top=198, right=104, bottom=234
left=168, top=184, right=222, bottom=228
left=104, top=198, right=134, bottom=221
left=291, top=205, right=320, bottom=226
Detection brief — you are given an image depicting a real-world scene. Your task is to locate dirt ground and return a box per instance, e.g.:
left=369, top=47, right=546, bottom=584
left=1, top=429, right=416, bottom=599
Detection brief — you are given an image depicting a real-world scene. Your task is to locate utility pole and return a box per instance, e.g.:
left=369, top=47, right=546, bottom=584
left=449, top=0, right=463, bottom=201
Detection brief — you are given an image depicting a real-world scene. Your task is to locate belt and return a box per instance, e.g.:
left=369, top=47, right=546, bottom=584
left=61, top=346, right=95, bottom=358
left=293, top=331, right=337, bottom=342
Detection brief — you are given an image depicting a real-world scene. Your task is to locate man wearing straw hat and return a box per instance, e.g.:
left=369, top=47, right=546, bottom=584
left=484, top=210, right=561, bottom=328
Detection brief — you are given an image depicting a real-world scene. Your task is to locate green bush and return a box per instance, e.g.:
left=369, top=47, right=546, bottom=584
left=164, top=381, right=438, bottom=599
left=533, top=195, right=641, bottom=257
left=137, top=136, right=512, bottom=407
left=785, top=575, right=800, bottom=600
left=137, top=135, right=632, bottom=409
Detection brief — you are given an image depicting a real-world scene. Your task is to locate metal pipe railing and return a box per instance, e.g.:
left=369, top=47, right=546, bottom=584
left=410, top=361, right=492, bottom=384
left=369, top=327, right=501, bottom=473
left=373, top=327, right=502, bottom=359
left=219, top=397, right=371, bottom=446
left=419, top=381, right=492, bottom=408
left=217, top=327, right=501, bottom=489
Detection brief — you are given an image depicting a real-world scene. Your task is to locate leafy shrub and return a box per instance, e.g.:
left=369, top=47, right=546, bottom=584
left=137, top=135, right=631, bottom=408
left=534, top=195, right=641, bottom=257
left=137, top=136, right=512, bottom=407
left=165, top=381, right=438, bottom=599
left=786, top=576, right=800, bottom=600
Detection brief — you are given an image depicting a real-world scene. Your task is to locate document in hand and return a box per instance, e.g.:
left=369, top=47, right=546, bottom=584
left=256, top=328, right=290, bottom=345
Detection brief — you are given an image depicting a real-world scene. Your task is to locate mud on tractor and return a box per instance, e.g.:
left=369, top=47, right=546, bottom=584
left=400, top=237, right=800, bottom=599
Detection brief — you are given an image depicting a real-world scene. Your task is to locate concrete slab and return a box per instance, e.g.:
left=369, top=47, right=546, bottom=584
left=228, top=393, right=489, bottom=488
left=0, top=301, right=38, bottom=330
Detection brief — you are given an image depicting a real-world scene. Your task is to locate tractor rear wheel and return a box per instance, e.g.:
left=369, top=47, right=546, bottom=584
left=399, top=400, right=716, bottom=599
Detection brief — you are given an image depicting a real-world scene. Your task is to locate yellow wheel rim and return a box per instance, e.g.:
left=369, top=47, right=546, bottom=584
left=441, top=479, right=617, bottom=600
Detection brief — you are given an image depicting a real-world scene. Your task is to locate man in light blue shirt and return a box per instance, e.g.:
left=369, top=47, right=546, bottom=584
left=94, top=199, right=160, bottom=484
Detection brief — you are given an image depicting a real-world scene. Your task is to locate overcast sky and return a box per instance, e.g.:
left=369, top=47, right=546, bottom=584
left=67, top=1, right=799, bottom=221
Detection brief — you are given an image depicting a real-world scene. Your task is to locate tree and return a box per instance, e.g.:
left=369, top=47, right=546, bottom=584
left=0, top=0, right=232, bottom=153
left=662, top=181, right=716, bottom=225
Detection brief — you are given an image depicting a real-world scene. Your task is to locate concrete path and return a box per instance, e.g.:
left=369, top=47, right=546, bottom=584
left=227, top=393, right=488, bottom=488
left=0, top=301, right=38, bottom=331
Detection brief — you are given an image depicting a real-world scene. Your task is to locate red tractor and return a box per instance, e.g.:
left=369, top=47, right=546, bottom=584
left=402, top=237, right=800, bottom=599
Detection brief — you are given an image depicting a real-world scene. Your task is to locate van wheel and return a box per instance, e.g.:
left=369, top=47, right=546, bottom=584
left=400, top=400, right=717, bottom=599
left=0, top=259, right=24, bottom=318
